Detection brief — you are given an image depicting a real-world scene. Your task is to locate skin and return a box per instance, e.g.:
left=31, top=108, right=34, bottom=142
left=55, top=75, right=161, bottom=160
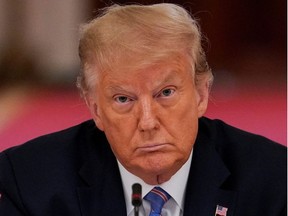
left=86, top=57, right=209, bottom=185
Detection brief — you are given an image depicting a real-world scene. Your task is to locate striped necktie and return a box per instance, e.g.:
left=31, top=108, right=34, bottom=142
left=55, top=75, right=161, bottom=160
left=144, top=187, right=171, bottom=216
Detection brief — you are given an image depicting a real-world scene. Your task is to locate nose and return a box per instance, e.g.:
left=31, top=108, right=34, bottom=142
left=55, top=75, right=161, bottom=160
left=137, top=97, right=160, bottom=132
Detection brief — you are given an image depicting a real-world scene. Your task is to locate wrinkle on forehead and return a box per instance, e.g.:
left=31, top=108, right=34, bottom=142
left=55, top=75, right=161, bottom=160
left=101, top=65, right=192, bottom=97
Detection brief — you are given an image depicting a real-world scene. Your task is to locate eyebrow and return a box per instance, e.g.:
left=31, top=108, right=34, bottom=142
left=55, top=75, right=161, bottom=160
left=154, top=70, right=184, bottom=88
left=104, top=69, right=185, bottom=95
left=104, top=84, right=134, bottom=95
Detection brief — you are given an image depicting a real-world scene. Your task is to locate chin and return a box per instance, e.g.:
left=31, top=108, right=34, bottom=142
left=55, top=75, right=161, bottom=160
left=126, top=152, right=186, bottom=180
left=137, top=161, right=181, bottom=185
left=143, top=156, right=181, bottom=175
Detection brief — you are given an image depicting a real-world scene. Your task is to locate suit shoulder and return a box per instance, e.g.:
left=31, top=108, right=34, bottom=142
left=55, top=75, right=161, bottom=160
left=199, top=117, right=286, bottom=153
left=199, top=117, right=287, bottom=174
left=0, top=120, right=102, bottom=215
left=0, top=120, right=103, bottom=183
left=2, top=120, right=97, bottom=157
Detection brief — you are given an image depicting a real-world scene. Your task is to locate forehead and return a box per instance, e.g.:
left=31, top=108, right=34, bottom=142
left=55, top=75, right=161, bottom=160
left=104, top=53, right=194, bottom=77
left=99, top=58, right=193, bottom=89
left=107, top=58, right=192, bottom=80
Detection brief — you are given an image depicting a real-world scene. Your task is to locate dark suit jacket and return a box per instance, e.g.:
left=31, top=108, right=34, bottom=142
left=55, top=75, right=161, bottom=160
left=0, top=117, right=286, bottom=216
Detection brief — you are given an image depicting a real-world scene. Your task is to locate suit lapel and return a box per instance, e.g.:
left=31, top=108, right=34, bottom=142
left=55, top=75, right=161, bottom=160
left=76, top=130, right=126, bottom=216
left=184, top=127, right=237, bottom=216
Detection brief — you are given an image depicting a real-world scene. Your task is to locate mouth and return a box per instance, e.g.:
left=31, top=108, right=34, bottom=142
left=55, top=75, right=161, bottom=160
left=137, top=143, right=170, bottom=152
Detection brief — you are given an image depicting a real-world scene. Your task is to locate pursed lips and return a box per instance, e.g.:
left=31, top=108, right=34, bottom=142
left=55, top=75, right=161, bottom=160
left=137, top=143, right=170, bottom=152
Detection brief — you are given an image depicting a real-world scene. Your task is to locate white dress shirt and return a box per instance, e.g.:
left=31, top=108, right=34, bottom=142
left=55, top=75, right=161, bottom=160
left=117, top=150, right=193, bottom=216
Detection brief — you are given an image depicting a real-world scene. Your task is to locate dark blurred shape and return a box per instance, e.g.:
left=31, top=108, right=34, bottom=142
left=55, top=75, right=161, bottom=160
left=0, top=44, right=38, bottom=87
left=0, top=1, right=38, bottom=87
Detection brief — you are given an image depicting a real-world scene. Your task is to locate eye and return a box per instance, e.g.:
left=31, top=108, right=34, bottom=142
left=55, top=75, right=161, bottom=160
left=158, top=88, right=175, bottom=97
left=114, top=96, right=131, bottom=104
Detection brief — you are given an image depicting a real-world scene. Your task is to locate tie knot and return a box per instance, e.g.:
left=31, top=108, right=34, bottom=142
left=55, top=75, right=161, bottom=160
left=144, top=187, right=171, bottom=215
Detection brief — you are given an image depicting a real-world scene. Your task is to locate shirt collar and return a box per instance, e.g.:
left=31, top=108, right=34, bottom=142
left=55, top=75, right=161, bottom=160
left=117, top=150, right=193, bottom=214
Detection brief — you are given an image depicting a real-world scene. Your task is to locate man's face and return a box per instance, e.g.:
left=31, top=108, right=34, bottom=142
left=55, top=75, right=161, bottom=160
left=88, top=58, right=208, bottom=184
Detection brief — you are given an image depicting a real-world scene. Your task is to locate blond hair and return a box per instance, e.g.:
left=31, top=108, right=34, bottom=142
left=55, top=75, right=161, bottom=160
left=77, top=3, right=213, bottom=95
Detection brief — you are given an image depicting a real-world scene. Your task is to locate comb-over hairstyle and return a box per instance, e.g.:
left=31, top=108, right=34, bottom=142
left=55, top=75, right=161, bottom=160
left=77, top=3, right=213, bottom=95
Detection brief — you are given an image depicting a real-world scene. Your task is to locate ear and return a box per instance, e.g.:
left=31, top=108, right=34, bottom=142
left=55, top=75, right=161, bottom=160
left=84, top=95, right=105, bottom=131
left=196, top=80, right=209, bottom=118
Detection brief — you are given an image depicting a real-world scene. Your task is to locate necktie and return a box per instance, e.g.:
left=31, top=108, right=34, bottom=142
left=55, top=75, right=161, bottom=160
left=144, top=187, right=171, bottom=216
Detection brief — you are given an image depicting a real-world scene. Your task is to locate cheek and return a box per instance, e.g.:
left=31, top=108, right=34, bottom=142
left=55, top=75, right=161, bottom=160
left=98, top=109, right=137, bottom=154
left=102, top=124, right=131, bottom=163
left=173, top=116, right=198, bottom=151
left=164, top=95, right=199, bottom=148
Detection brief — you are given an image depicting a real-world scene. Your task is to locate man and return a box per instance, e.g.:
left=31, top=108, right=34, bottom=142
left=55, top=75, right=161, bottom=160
left=0, top=3, right=286, bottom=216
